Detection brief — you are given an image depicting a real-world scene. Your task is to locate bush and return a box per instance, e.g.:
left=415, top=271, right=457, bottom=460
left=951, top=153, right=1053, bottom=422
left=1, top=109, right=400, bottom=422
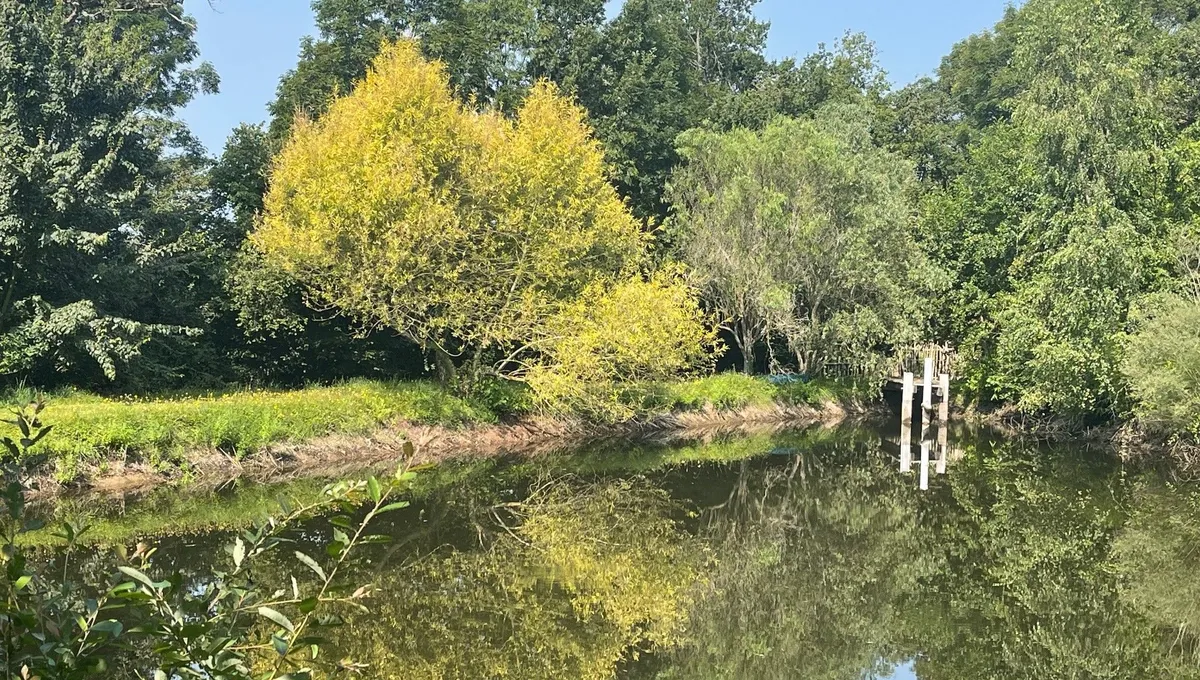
left=525, top=272, right=718, bottom=421
left=1123, top=295, right=1200, bottom=435
left=0, top=403, right=416, bottom=678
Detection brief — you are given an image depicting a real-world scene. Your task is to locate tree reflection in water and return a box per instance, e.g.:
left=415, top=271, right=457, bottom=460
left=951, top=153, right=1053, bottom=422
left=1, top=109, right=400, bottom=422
left=39, top=423, right=1200, bottom=679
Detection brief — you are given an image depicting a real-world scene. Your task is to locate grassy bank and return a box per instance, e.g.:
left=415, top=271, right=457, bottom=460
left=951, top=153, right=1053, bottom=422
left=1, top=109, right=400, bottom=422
left=4, top=374, right=872, bottom=481
left=24, top=421, right=874, bottom=548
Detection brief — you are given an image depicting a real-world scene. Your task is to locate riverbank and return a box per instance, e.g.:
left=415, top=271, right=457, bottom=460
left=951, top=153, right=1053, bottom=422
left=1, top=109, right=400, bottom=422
left=8, top=374, right=878, bottom=498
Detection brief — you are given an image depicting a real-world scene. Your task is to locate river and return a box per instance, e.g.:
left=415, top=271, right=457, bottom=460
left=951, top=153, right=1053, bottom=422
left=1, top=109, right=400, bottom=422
left=34, top=418, right=1200, bottom=678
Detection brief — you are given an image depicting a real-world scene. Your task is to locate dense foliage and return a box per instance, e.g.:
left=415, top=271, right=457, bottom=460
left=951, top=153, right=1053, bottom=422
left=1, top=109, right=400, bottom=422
left=0, top=0, right=217, bottom=385
left=898, top=0, right=1200, bottom=425
left=3, top=0, right=1200, bottom=434
left=669, top=104, right=939, bottom=375
left=257, top=41, right=710, bottom=401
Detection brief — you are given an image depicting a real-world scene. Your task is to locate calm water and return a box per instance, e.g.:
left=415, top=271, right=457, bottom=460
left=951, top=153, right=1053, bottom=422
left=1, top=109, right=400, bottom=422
left=44, top=420, right=1200, bottom=679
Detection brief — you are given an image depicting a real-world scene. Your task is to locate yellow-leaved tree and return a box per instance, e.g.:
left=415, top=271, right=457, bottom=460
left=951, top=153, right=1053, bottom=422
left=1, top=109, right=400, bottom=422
left=255, top=40, right=712, bottom=403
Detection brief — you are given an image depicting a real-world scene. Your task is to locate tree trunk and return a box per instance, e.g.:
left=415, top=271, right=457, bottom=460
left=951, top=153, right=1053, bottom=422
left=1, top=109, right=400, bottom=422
left=737, top=320, right=756, bottom=375
left=430, top=344, right=457, bottom=386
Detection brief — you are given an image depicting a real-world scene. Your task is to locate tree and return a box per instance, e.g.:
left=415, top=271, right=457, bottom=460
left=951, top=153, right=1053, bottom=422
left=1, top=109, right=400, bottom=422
left=0, top=0, right=219, bottom=385
left=269, top=0, right=607, bottom=141
left=670, top=105, right=937, bottom=375
left=910, top=0, right=1199, bottom=420
left=569, top=0, right=769, bottom=221
left=522, top=269, right=718, bottom=419
left=210, top=123, right=271, bottom=245
left=256, top=40, right=671, bottom=390
left=1122, top=217, right=1200, bottom=435
left=882, top=8, right=1020, bottom=186
left=718, top=32, right=889, bottom=132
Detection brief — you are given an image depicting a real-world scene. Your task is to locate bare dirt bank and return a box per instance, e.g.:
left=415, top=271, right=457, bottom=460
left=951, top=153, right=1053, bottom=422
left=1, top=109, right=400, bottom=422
left=33, top=399, right=879, bottom=503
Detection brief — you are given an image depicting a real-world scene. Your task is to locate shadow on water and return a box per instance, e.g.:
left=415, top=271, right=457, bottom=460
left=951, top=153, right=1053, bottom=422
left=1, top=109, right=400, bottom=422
left=28, top=419, right=1200, bottom=679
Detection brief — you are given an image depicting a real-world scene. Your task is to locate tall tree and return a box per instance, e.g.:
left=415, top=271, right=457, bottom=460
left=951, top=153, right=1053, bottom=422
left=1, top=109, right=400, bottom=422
left=914, top=0, right=1199, bottom=420
left=269, top=0, right=606, bottom=141
left=570, top=0, right=769, bottom=221
left=0, top=0, right=218, bottom=384
left=670, top=104, right=937, bottom=375
left=256, top=41, right=665, bottom=388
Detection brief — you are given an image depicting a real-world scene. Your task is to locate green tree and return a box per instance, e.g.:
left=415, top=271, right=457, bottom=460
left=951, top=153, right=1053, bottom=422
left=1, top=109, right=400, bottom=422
left=719, top=32, right=889, bottom=132
left=269, top=0, right=606, bottom=141
left=914, top=0, right=1196, bottom=420
left=670, top=105, right=937, bottom=375
left=0, top=0, right=219, bottom=385
left=569, top=0, right=768, bottom=221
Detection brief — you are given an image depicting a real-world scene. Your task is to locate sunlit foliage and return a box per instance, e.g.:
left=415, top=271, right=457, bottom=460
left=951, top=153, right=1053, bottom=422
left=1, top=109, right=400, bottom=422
left=523, top=270, right=718, bottom=419
left=257, top=41, right=647, bottom=385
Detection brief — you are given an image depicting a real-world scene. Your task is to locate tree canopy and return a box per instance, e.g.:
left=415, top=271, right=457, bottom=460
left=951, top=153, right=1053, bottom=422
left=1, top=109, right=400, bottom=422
left=257, top=40, right=709, bottom=395
left=669, top=105, right=938, bottom=375
left=0, top=0, right=219, bottom=384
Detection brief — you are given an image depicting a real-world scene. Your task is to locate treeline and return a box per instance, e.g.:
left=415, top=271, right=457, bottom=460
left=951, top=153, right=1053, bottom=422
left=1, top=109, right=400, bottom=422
left=2, top=0, right=1200, bottom=432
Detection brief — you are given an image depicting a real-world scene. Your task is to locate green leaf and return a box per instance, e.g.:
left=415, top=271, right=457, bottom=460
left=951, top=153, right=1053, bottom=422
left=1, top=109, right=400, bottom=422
left=294, top=551, right=326, bottom=581
left=377, top=501, right=410, bottom=514
left=91, top=619, right=123, bottom=637
left=13, top=574, right=31, bottom=590
left=367, top=476, right=381, bottom=503
left=258, top=606, right=295, bottom=633
left=118, top=566, right=158, bottom=590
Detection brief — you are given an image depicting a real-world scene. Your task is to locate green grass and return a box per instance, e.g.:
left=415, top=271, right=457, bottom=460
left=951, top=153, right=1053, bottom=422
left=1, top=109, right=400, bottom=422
left=14, top=380, right=494, bottom=479
left=624, top=373, right=874, bottom=414
left=3, top=374, right=874, bottom=481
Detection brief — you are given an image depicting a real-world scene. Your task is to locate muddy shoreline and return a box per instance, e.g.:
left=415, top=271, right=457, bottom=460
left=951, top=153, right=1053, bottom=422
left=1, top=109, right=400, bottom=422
left=31, top=399, right=881, bottom=504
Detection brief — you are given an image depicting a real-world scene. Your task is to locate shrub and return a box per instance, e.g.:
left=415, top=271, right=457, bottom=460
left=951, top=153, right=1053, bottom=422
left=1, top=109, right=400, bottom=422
left=524, top=272, right=718, bottom=421
left=1123, top=294, right=1200, bottom=435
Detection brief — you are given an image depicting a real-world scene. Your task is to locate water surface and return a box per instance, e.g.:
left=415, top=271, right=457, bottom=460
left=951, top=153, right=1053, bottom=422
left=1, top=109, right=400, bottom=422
left=47, top=420, right=1200, bottom=679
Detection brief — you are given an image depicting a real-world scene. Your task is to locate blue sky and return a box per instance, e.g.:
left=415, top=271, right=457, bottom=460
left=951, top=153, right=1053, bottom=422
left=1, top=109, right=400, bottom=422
left=179, top=0, right=1016, bottom=154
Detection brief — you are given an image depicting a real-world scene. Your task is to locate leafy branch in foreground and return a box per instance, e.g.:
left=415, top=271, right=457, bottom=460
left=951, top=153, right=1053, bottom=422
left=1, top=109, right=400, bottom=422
left=0, top=397, right=418, bottom=679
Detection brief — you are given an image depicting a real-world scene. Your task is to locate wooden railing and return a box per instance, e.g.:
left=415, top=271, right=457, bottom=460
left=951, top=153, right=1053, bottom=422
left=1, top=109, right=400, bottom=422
left=889, top=345, right=958, bottom=378
left=806, top=345, right=958, bottom=380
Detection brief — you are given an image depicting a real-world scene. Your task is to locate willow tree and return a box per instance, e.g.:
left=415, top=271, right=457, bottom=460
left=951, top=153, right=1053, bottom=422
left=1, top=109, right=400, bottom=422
left=670, top=104, right=937, bottom=376
left=256, top=40, right=710, bottom=392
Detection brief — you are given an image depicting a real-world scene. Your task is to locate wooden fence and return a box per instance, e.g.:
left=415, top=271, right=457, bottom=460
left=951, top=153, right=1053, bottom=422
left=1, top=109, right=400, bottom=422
left=889, top=345, right=957, bottom=378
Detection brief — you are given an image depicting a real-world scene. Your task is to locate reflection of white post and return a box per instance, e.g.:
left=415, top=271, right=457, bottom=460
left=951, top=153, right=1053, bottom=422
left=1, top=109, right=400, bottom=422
left=900, top=372, right=914, bottom=473
left=936, top=422, right=948, bottom=475
left=919, top=441, right=930, bottom=490
left=922, top=357, right=934, bottom=427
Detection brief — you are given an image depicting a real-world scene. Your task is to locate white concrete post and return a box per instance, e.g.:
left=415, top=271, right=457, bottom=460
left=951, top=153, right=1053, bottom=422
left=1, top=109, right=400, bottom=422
left=922, top=357, right=934, bottom=427
left=900, top=418, right=912, bottom=473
